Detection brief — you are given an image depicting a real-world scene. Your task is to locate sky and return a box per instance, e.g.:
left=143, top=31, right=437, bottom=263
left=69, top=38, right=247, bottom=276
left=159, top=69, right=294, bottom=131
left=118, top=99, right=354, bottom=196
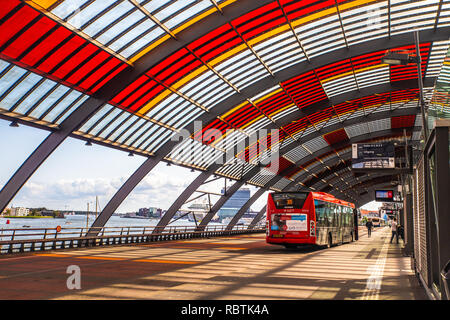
left=0, top=118, right=380, bottom=214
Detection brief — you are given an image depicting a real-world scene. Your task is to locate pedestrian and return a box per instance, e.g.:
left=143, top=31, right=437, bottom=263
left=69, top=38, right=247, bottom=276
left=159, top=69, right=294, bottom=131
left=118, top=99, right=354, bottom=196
left=365, top=218, right=373, bottom=238
left=390, top=218, right=399, bottom=244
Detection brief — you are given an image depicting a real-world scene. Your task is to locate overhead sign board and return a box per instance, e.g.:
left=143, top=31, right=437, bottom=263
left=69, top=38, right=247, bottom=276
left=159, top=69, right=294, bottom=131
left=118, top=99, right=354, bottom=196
left=352, top=143, right=395, bottom=169
left=375, top=190, right=394, bottom=202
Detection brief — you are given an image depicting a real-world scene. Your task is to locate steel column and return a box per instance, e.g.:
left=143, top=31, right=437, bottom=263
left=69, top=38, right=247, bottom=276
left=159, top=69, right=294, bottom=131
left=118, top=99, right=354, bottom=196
left=87, top=156, right=161, bottom=236
left=1, top=26, right=444, bottom=216
left=153, top=163, right=222, bottom=233
left=226, top=187, right=267, bottom=230
left=248, top=205, right=267, bottom=230
left=93, top=88, right=424, bottom=233
left=196, top=180, right=245, bottom=230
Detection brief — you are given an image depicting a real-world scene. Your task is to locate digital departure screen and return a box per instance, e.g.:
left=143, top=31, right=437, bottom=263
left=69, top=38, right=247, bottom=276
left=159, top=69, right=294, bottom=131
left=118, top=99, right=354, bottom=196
left=375, top=190, right=394, bottom=202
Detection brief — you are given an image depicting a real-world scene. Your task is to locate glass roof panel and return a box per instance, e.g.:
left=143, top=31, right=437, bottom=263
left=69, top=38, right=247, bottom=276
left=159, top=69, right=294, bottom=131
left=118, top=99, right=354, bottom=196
left=88, top=107, right=122, bottom=136
left=55, top=94, right=89, bottom=124
left=117, top=118, right=149, bottom=145
left=51, top=0, right=91, bottom=20
left=1, top=73, right=42, bottom=110
left=36, top=88, right=77, bottom=122
left=67, top=0, right=116, bottom=29
left=82, top=1, right=135, bottom=38
left=12, top=79, right=58, bottom=115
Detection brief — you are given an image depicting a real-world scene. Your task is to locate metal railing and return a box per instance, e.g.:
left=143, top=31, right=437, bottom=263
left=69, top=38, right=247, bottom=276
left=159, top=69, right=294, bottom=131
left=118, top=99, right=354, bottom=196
left=0, top=225, right=264, bottom=255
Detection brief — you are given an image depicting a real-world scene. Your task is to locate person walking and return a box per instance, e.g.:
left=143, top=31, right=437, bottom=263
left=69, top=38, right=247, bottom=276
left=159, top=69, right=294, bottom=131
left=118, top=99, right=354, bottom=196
left=390, top=218, right=399, bottom=244
left=365, top=219, right=373, bottom=238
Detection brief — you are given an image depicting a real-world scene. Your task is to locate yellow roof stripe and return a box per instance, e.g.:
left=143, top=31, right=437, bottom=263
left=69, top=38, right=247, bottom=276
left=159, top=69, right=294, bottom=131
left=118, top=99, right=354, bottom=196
left=138, top=65, right=209, bottom=115
left=26, top=0, right=59, bottom=10
left=253, top=88, right=284, bottom=105
left=221, top=101, right=249, bottom=118
left=241, top=114, right=266, bottom=129
left=267, top=103, right=296, bottom=117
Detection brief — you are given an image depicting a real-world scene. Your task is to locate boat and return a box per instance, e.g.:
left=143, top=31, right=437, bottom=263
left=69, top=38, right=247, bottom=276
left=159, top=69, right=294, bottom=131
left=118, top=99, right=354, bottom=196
left=64, top=212, right=76, bottom=217
left=182, top=199, right=212, bottom=223
left=121, top=212, right=149, bottom=219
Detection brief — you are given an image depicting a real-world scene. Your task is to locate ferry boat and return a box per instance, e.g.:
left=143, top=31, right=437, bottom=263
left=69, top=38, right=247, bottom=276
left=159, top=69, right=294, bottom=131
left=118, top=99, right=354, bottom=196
left=182, top=199, right=216, bottom=223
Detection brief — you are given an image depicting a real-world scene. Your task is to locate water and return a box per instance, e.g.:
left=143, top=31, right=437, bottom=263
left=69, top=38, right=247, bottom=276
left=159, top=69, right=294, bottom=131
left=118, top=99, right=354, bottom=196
left=0, top=214, right=225, bottom=230
left=0, top=215, right=229, bottom=242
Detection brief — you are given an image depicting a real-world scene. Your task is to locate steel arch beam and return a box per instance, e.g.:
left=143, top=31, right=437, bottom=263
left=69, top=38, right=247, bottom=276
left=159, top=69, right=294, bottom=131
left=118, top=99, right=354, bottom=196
left=87, top=138, right=184, bottom=235
left=152, top=163, right=222, bottom=233
left=0, top=95, right=110, bottom=213
left=92, top=84, right=426, bottom=233
left=87, top=156, right=161, bottom=235
left=0, top=0, right=271, bottom=214
left=225, top=187, right=268, bottom=230
left=248, top=205, right=267, bottom=230
left=0, top=26, right=442, bottom=213
left=196, top=160, right=278, bottom=230
left=97, top=106, right=419, bottom=234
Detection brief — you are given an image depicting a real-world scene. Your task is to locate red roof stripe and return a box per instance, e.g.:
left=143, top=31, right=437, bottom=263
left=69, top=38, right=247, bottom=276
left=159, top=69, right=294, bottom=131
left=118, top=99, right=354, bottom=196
left=2, top=17, right=56, bottom=59
left=20, top=26, right=72, bottom=66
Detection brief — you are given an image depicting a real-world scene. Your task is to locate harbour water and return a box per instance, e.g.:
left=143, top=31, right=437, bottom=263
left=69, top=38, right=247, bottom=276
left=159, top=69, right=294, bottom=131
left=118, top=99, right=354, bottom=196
left=0, top=214, right=225, bottom=230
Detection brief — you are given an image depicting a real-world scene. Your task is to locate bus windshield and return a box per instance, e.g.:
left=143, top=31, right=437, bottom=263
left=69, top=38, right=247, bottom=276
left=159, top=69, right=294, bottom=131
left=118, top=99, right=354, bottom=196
left=272, top=192, right=309, bottom=209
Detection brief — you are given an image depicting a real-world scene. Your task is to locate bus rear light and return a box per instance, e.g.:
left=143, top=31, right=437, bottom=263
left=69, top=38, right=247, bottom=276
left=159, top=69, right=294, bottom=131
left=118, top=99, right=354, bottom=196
left=310, top=220, right=316, bottom=236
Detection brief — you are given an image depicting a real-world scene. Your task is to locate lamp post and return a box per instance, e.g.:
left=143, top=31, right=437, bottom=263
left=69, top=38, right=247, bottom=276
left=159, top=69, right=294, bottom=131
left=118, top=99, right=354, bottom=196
left=381, top=31, right=429, bottom=142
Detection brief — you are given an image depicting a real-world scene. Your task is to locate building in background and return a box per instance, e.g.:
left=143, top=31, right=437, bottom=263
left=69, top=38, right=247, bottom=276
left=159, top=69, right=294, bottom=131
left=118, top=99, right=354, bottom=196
left=9, top=207, right=30, bottom=217
left=218, top=188, right=250, bottom=221
left=138, top=207, right=162, bottom=218
left=359, top=209, right=380, bottom=219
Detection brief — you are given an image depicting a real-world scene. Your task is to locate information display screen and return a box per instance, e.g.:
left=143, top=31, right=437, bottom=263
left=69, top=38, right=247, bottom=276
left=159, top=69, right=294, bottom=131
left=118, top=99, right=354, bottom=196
left=352, top=143, right=395, bottom=169
left=375, top=190, right=394, bottom=202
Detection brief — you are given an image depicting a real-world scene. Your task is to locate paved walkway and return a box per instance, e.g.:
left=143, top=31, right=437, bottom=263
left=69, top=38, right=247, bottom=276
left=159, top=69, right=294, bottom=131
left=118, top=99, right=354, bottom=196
left=0, top=226, right=427, bottom=300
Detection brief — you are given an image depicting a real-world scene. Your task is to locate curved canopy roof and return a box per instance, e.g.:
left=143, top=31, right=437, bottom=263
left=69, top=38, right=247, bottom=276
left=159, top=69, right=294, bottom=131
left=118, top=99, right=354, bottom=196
left=1, top=0, right=450, bottom=214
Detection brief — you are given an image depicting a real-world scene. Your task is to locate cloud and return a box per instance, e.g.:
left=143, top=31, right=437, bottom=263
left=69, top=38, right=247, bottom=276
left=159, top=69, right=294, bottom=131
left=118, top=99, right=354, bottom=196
left=10, top=170, right=195, bottom=212
left=6, top=167, right=265, bottom=213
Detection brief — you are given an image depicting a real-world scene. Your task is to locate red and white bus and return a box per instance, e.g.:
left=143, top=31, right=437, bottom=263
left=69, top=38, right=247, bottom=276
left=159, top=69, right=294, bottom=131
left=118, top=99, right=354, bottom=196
left=266, top=191, right=356, bottom=248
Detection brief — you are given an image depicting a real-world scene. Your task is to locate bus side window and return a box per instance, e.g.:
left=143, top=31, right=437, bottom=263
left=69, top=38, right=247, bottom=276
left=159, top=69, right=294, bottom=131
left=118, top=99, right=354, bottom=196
left=326, top=203, right=333, bottom=226
left=314, top=200, right=324, bottom=226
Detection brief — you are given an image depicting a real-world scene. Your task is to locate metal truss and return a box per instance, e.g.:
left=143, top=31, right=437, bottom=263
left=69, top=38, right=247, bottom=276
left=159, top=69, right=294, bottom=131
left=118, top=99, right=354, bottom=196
left=1, top=27, right=447, bottom=221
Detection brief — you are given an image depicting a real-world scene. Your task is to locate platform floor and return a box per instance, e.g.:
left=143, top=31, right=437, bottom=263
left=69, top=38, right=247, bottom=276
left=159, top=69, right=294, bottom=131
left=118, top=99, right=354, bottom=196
left=0, top=226, right=427, bottom=300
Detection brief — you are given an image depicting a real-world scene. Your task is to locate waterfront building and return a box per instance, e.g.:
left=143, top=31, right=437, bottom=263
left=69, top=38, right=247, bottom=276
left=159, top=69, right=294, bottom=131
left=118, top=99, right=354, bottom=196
left=9, top=207, right=30, bottom=217
left=217, top=188, right=250, bottom=221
